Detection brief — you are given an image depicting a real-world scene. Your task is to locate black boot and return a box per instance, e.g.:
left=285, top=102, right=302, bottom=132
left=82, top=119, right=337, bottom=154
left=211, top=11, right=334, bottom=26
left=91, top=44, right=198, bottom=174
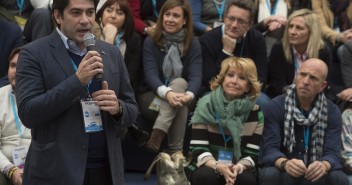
left=128, top=124, right=150, bottom=147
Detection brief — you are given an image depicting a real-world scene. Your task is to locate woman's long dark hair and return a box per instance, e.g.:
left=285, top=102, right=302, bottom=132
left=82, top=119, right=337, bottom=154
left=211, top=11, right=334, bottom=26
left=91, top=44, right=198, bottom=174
left=96, top=0, right=134, bottom=40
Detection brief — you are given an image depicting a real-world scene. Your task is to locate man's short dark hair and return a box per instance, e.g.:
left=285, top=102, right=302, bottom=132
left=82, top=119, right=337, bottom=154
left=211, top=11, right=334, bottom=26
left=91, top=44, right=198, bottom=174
left=225, top=0, right=256, bottom=21
left=52, top=0, right=99, bottom=13
left=52, top=0, right=99, bottom=28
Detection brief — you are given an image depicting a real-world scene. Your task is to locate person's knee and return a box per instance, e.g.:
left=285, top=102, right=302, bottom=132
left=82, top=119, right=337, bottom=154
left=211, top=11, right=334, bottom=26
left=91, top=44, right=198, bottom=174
left=191, top=167, right=218, bottom=185
left=237, top=171, right=258, bottom=185
left=259, top=167, right=281, bottom=181
left=327, top=170, right=349, bottom=184
left=169, top=78, right=188, bottom=92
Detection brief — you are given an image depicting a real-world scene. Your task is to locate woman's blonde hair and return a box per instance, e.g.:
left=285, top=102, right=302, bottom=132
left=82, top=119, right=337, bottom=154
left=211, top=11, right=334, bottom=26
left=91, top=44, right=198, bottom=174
left=282, top=9, right=324, bottom=63
left=152, top=0, right=193, bottom=55
left=210, top=57, right=261, bottom=100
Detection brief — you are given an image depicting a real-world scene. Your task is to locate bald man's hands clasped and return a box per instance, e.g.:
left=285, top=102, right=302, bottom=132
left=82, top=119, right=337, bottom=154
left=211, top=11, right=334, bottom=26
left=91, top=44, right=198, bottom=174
left=284, top=159, right=327, bottom=182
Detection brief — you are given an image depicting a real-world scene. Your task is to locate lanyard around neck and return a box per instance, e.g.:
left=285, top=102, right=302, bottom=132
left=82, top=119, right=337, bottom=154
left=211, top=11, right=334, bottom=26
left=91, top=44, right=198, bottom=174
left=70, top=59, right=92, bottom=94
left=303, top=126, right=309, bottom=151
left=212, top=0, right=226, bottom=21
left=151, top=0, right=159, bottom=17
left=265, top=0, right=279, bottom=15
left=291, top=47, right=299, bottom=74
left=16, top=0, right=24, bottom=15
left=215, top=111, right=232, bottom=148
left=115, top=31, right=124, bottom=47
left=10, top=91, right=23, bottom=138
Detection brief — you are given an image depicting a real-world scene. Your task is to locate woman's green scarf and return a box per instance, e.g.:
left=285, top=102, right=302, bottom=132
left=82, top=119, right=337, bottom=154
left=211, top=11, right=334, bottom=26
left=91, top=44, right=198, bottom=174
left=190, top=86, right=256, bottom=160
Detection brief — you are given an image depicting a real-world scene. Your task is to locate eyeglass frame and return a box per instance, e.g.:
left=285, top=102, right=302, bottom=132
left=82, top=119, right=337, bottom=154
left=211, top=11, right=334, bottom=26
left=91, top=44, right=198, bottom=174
left=224, top=15, right=250, bottom=26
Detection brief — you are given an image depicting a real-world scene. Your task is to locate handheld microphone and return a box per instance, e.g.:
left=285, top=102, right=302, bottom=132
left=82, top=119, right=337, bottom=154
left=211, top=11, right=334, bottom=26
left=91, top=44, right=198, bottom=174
left=84, top=33, right=103, bottom=81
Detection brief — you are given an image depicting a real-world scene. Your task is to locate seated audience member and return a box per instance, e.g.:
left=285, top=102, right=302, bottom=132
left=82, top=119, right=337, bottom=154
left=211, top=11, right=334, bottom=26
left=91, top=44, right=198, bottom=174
left=139, top=0, right=166, bottom=36
left=23, top=0, right=54, bottom=43
left=260, top=58, right=348, bottom=185
left=312, top=0, right=352, bottom=46
left=190, top=0, right=230, bottom=35
left=96, top=0, right=143, bottom=92
left=186, top=57, right=263, bottom=185
left=98, top=0, right=154, bottom=36
left=311, top=0, right=351, bottom=86
left=340, top=41, right=352, bottom=89
left=0, top=47, right=31, bottom=185
left=0, top=0, right=33, bottom=29
left=266, top=9, right=331, bottom=98
left=95, top=0, right=148, bottom=146
left=253, top=0, right=290, bottom=56
left=0, top=19, right=23, bottom=79
left=138, top=0, right=202, bottom=154
left=341, top=102, right=352, bottom=185
left=339, top=42, right=352, bottom=185
left=128, top=0, right=155, bottom=36
left=199, top=0, right=268, bottom=107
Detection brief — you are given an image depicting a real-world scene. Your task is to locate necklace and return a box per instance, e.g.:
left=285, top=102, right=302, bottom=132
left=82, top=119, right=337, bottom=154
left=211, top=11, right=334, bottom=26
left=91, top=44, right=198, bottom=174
left=213, top=0, right=224, bottom=5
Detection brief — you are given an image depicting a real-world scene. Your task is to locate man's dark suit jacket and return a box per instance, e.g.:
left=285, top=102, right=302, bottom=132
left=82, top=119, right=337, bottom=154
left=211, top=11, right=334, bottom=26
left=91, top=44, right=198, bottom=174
left=16, top=30, right=138, bottom=185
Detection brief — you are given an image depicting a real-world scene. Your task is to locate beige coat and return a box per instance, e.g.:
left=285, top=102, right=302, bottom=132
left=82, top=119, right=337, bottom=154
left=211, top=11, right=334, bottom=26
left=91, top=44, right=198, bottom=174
left=312, top=0, right=352, bottom=45
left=0, top=85, right=31, bottom=173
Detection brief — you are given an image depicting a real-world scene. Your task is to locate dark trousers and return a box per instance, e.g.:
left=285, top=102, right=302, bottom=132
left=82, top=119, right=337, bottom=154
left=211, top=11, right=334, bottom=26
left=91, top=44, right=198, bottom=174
left=189, top=166, right=258, bottom=185
left=83, top=167, right=113, bottom=185
left=259, top=166, right=349, bottom=185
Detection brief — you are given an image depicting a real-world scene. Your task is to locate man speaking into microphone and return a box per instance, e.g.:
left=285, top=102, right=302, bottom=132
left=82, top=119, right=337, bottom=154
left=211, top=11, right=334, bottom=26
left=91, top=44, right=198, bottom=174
left=15, top=0, right=138, bottom=184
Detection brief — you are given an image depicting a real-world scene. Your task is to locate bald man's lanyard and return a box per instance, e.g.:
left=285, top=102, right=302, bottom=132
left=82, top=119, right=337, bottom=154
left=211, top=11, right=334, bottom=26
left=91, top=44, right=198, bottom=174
left=300, top=108, right=310, bottom=165
left=303, top=126, right=310, bottom=165
left=71, top=59, right=103, bottom=133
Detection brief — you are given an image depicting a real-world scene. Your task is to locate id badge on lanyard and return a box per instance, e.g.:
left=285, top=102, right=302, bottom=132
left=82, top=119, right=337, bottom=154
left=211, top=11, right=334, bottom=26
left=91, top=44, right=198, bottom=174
left=12, top=145, right=29, bottom=169
left=81, top=98, right=103, bottom=133
left=218, top=150, right=233, bottom=165
left=215, top=112, right=234, bottom=165
left=213, top=21, right=224, bottom=28
left=148, top=96, right=162, bottom=112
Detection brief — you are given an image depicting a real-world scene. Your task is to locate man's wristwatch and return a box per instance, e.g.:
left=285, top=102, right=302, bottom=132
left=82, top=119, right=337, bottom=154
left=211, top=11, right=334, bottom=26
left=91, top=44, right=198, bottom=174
left=118, top=103, right=123, bottom=116
left=280, top=159, right=289, bottom=171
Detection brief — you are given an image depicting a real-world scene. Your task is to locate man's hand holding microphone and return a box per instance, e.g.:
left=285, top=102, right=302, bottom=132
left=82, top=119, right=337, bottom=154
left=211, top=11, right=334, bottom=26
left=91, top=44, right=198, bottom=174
left=75, top=33, right=122, bottom=117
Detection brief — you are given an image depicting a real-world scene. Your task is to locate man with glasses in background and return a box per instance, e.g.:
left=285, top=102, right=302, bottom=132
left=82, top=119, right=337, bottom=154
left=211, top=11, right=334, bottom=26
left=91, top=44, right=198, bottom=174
left=199, top=0, right=269, bottom=106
